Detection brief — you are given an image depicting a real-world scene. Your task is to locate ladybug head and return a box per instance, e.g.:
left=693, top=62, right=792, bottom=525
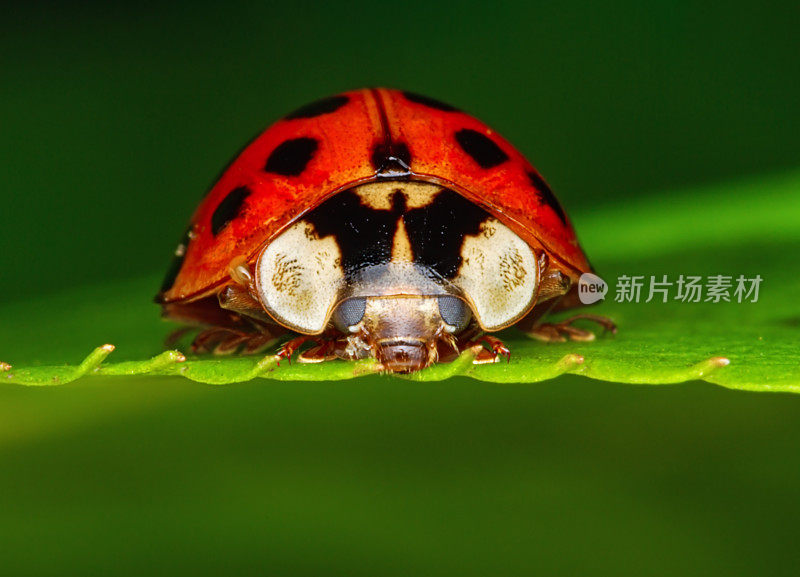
left=331, top=295, right=472, bottom=373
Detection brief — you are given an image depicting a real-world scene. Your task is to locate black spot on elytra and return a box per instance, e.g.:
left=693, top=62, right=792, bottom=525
left=211, top=186, right=251, bottom=236
left=528, top=171, right=567, bottom=225
left=264, top=137, right=318, bottom=176
left=455, top=129, right=509, bottom=169
left=284, top=95, right=349, bottom=120
left=158, top=225, right=193, bottom=295
left=404, top=188, right=490, bottom=279
left=371, top=141, right=412, bottom=175
left=402, top=92, right=459, bottom=112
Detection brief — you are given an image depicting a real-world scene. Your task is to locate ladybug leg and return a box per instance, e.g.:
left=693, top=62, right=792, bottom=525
left=276, top=334, right=352, bottom=364
left=242, top=333, right=281, bottom=355
left=470, top=335, right=511, bottom=364
left=455, top=331, right=511, bottom=364
left=191, top=327, right=282, bottom=355
left=211, top=332, right=253, bottom=355
left=297, top=340, right=340, bottom=363
left=188, top=326, right=276, bottom=355
left=192, top=328, right=240, bottom=354
left=162, top=292, right=285, bottom=355
left=216, top=284, right=289, bottom=353
left=568, top=314, right=617, bottom=334
left=515, top=263, right=615, bottom=342
left=527, top=314, right=617, bottom=343
left=275, top=336, right=316, bottom=363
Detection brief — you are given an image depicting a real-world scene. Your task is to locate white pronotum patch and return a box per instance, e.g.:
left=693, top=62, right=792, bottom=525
left=352, top=181, right=439, bottom=209
left=256, top=221, right=344, bottom=334
left=454, top=218, right=538, bottom=330
left=391, top=217, right=414, bottom=262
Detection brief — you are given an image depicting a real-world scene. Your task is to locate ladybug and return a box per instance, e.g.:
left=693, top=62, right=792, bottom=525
left=156, top=89, right=615, bottom=373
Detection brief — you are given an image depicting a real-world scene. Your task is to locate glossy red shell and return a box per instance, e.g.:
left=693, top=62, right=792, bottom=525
left=158, top=88, right=592, bottom=304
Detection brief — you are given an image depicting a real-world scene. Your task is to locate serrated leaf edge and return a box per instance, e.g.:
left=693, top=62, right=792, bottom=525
left=0, top=345, right=746, bottom=390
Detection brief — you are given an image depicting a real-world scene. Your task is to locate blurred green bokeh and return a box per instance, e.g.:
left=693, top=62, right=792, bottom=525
left=3, top=376, right=800, bottom=576
left=2, top=2, right=800, bottom=575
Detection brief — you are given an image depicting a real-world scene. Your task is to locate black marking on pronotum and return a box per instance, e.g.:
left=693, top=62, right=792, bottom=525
left=158, top=225, right=194, bottom=295
left=371, top=141, right=412, bottom=176
left=527, top=171, right=567, bottom=225
left=402, top=91, right=459, bottom=112
left=284, top=95, right=349, bottom=120
left=211, top=186, right=251, bottom=236
left=454, top=129, right=509, bottom=169
left=264, top=137, right=318, bottom=176
left=390, top=188, right=408, bottom=213
left=304, top=190, right=400, bottom=276
left=404, top=188, right=490, bottom=279
left=303, top=185, right=490, bottom=282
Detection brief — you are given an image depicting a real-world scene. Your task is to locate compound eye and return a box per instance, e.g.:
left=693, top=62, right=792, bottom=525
left=331, top=297, right=367, bottom=332
left=438, top=296, right=471, bottom=334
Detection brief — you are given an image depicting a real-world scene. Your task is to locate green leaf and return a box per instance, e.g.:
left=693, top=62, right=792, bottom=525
left=2, top=171, right=799, bottom=391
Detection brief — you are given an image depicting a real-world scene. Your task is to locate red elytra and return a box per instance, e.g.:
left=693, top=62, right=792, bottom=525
left=157, top=88, right=592, bottom=309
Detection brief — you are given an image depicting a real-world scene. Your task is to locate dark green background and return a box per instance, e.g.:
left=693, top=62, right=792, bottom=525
left=3, top=2, right=800, bottom=575
left=2, top=0, right=799, bottom=300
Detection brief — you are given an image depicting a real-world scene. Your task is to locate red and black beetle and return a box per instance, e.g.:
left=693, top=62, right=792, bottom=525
left=156, top=89, right=614, bottom=373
